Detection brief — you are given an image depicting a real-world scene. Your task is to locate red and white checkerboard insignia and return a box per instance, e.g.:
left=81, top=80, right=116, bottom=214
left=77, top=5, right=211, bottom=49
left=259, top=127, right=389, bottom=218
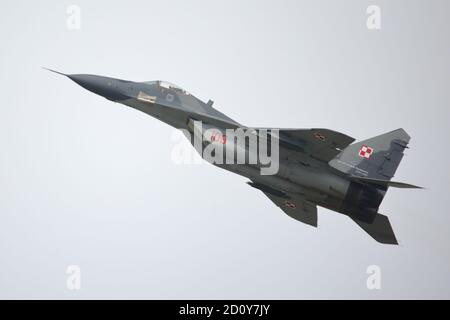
left=358, top=145, right=374, bottom=159
left=284, top=200, right=297, bottom=209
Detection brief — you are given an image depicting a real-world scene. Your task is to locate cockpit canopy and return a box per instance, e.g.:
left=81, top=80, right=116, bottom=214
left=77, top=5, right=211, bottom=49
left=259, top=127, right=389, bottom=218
left=143, top=80, right=190, bottom=95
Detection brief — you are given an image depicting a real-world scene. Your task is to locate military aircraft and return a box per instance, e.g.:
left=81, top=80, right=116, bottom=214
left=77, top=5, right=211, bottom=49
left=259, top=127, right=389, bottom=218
left=46, top=69, right=421, bottom=245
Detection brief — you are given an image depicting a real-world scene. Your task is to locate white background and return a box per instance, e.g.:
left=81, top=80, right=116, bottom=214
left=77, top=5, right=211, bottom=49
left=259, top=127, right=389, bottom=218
left=0, top=0, right=449, bottom=298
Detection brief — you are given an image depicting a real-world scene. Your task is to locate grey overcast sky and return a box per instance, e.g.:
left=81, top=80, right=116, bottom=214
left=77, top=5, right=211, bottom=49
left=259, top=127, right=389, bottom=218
left=0, top=0, right=449, bottom=299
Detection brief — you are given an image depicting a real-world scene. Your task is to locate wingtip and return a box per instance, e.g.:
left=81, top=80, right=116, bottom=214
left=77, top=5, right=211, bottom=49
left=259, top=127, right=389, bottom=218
left=404, top=183, right=425, bottom=189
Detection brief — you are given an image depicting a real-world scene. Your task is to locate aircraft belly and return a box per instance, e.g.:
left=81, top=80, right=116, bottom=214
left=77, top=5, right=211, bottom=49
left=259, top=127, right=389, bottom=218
left=277, top=162, right=350, bottom=200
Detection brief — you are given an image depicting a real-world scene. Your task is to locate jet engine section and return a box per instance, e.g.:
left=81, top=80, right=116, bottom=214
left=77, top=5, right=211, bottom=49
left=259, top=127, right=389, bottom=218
left=278, top=165, right=350, bottom=200
left=340, top=182, right=386, bottom=223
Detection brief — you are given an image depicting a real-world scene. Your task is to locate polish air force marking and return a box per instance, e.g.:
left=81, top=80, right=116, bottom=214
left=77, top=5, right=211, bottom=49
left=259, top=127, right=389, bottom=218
left=359, top=145, right=374, bottom=159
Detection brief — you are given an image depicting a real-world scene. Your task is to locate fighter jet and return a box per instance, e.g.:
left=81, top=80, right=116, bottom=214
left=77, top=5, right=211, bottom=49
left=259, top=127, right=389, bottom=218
left=46, top=69, right=421, bottom=244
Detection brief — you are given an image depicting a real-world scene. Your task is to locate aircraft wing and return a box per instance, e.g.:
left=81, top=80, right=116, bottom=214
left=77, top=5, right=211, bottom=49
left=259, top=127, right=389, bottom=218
left=254, top=128, right=355, bottom=163
left=248, top=182, right=317, bottom=227
left=278, top=128, right=355, bottom=163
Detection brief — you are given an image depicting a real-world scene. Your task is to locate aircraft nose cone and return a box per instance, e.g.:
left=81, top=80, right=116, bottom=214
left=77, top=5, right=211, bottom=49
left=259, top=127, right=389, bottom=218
left=68, top=74, right=129, bottom=102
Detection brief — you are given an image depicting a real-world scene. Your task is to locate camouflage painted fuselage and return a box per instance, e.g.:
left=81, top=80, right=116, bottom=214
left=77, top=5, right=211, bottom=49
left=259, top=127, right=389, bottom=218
left=48, top=70, right=420, bottom=244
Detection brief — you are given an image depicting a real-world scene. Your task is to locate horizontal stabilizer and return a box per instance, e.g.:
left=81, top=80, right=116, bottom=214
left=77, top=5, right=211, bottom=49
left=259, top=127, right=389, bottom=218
left=350, top=176, right=423, bottom=189
left=351, top=213, right=398, bottom=245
